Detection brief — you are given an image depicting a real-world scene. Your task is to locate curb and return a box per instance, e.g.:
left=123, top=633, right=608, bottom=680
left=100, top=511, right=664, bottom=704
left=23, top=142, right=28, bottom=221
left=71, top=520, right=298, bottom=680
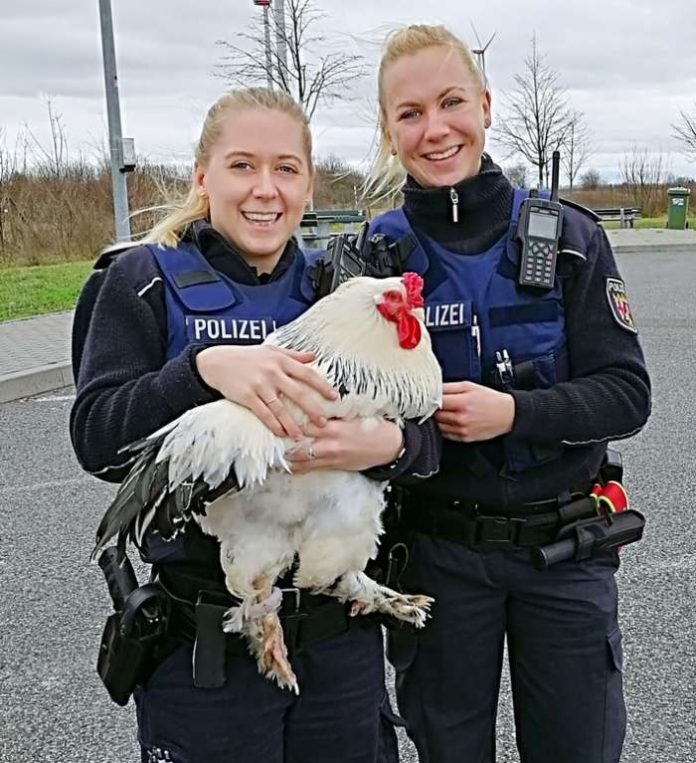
left=0, top=362, right=74, bottom=404
left=613, top=245, right=696, bottom=255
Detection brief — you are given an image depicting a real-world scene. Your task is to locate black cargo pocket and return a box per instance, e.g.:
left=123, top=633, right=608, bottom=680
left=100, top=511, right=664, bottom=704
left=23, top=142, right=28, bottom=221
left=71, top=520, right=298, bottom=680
left=386, top=626, right=418, bottom=674
left=603, top=628, right=627, bottom=760
left=607, top=628, right=623, bottom=673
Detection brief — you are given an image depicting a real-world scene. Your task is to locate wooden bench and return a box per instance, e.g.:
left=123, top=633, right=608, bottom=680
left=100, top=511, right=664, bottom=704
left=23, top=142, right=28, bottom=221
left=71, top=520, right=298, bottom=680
left=592, top=207, right=642, bottom=229
left=298, top=209, right=367, bottom=249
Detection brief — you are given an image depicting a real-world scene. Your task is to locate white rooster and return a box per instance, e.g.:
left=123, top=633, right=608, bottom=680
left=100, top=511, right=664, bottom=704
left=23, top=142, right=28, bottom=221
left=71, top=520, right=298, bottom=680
left=93, top=273, right=442, bottom=692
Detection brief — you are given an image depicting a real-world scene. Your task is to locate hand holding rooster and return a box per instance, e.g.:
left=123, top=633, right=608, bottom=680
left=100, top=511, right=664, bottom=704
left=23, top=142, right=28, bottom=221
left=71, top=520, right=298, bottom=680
left=436, top=381, right=515, bottom=443
left=196, top=344, right=338, bottom=440
left=289, top=418, right=404, bottom=473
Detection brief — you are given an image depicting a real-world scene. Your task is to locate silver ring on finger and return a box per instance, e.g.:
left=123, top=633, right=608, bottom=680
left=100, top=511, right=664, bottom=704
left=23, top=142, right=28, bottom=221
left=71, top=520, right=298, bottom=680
left=307, top=445, right=315, bottom=461
left=264, top=396, right=279, bottom=406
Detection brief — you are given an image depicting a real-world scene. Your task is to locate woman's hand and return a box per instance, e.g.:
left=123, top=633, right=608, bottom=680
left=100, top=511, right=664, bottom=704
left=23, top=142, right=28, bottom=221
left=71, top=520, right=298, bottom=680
left=288, top=418, right=404, bottom=474
left=195, top=344, right=337, bottom=439
left=435, top=381, right=515, bottom=443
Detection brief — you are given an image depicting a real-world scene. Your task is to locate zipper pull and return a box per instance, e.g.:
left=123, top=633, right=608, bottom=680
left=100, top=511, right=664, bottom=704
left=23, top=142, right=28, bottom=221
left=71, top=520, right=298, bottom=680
left=471, top=313, right=481, bottom=358
left=450, top=187, right=459, bottom=223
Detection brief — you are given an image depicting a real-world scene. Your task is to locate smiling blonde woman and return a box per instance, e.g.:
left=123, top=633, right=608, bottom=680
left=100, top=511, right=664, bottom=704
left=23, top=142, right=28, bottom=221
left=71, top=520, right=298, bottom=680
left=70, top=87, right=441, bottom=762
left=364, top=24, right=651, bottom=763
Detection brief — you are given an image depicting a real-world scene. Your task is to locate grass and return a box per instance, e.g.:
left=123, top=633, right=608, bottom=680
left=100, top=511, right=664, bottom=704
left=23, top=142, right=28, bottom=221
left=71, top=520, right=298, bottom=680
left=1, top=211, right=694, bottom=323
left=0, top=260, right=93, bottom=322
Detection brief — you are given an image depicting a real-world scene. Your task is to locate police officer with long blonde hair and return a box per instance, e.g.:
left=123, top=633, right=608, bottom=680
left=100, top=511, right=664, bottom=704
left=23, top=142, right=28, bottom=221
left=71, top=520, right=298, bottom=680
left=71, top=87, right=439, bottom=762
left=366, top=25, right=650, bottom=763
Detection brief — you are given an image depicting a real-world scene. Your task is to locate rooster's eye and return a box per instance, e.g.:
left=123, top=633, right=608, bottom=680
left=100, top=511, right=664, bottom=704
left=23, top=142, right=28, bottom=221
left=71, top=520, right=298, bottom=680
left=383, top=290, right=403, bottom=304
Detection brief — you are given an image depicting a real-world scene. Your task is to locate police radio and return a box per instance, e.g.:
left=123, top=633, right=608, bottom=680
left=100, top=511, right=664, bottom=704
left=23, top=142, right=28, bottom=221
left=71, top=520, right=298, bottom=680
left=516, top=151, right=564, bottom=289
left=310, top=222, right=405, bottom=299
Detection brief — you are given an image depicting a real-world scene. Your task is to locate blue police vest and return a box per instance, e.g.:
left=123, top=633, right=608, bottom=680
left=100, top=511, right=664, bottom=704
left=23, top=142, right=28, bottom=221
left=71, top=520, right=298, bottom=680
left=142, top=242, right=319, bottom=566
left=370, top=189, right=569, bottom=475
left=147, top=242, right=318, bottom=360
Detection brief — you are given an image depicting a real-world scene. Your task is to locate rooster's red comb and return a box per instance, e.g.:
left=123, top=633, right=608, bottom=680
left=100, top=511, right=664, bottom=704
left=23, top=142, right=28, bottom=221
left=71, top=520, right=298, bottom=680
left=402, top=273, right=424, bottom=309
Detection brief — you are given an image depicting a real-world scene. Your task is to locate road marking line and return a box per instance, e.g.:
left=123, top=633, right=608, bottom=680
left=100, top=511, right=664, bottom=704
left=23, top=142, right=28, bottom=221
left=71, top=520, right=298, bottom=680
left=1, top=477, right=94, bottom=494
left=32, top=395, right=75, bottom=402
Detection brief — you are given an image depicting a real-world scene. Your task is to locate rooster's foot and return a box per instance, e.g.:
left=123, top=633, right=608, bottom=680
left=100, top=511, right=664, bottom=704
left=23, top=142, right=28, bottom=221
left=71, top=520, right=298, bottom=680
left=256, top=613, right=299, bottom=694
left=370, top=591, right=434, bottom=628
left=332, top=571, right=434, bottom=629
left=351, top=589, right=433, bottom=628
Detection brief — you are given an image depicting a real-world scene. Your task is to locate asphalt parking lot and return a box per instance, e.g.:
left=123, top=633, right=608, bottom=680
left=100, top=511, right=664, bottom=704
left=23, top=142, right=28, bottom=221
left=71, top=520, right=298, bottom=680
left=1, top=248, right=694, bottom=762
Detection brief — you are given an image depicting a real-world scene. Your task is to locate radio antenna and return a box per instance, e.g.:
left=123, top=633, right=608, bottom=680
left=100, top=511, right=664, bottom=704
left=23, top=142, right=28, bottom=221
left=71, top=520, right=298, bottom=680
left=550, top=151, right=560, bottom=202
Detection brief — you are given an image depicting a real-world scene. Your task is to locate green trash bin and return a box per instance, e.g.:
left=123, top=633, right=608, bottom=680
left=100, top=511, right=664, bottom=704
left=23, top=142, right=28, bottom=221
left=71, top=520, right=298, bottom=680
left=666, top=187, right=690, bottom=229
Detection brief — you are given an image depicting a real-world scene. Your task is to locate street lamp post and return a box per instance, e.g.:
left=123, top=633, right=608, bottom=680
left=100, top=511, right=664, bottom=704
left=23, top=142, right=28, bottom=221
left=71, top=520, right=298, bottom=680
left=253, top=0, right=274, bottom=89
left=98, top=0, right=132, bottom=241
left=274, top=0, right=288, bottom=88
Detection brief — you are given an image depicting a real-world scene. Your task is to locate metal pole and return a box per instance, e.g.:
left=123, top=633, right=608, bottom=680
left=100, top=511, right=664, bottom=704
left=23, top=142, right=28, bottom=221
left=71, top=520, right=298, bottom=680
left=274, top=0, right=288, bottom=89
left=263, top=6, right=273, bottom=88
left=98, top=0, right=131, bottom=241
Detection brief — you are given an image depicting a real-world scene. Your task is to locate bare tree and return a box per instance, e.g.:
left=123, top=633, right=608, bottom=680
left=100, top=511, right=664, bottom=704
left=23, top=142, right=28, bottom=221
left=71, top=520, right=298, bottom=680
left=580, top=168, right=601, bottom=190
left=502, top=162, right=528, bottom=187
left=0, top=128, right=13, bottom=255
left=495, top=36, right=571, bottom=187
left=562, top=111, right=592, bottom=191
left=666, top=173, right=695, bottom=187
left=672, top=103, right=696, bottom=162
left=619, top=146, right=667, bottom=216
left=24, top=98, right=69, bottom=180
left=314, top=155, right=364, bottom=208
left=216, top=0, right=367, bottom=120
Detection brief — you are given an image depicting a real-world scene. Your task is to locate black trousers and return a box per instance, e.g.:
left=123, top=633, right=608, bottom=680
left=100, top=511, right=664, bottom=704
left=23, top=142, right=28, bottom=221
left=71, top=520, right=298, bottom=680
left=135, top=622, right=397, bottom=763
left=387, top=533, right=626, bottom=763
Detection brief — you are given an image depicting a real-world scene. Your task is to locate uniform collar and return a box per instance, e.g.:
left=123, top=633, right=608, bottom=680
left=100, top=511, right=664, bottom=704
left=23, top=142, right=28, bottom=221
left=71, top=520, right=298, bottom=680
left=185, top=219, right=297, bottom=286
left=402, top=154, right=514, bottom=255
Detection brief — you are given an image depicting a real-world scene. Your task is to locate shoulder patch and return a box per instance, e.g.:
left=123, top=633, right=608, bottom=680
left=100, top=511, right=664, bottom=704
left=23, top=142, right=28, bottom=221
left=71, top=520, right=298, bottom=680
left=606, top=278, right=637, bottom=333
left=559, top=197, right=601, bottom=222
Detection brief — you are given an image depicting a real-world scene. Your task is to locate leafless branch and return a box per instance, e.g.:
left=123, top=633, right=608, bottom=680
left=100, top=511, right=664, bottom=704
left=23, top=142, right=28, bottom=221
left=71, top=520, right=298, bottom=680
left=619, top=146, right=667, bottom=215
left=495, top=36, right=571, bottom=187
left=215, top=0, right=368, bottom=120
left=672, top=103, right=696, bottom=162
left=23, top=97, right=69, bottom=180
left=561, top=111, right=593, bottom=190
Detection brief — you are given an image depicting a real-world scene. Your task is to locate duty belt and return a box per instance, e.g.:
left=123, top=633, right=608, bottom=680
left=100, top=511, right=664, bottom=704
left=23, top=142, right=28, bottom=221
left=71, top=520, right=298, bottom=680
left=400, top=492, right=597, bottom=550
left=156, top=564, right=363, bottom=688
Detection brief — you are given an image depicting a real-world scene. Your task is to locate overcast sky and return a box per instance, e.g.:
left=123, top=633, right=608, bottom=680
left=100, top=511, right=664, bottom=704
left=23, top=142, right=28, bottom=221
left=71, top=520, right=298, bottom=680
left=2, top=0, right=695, bottom=184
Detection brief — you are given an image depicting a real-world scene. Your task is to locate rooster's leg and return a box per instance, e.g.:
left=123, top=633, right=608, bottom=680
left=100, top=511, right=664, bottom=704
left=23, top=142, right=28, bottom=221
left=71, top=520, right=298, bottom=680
left=222, top=574, right=299, bottom=694
left=331, top=571, right=434, bottom=629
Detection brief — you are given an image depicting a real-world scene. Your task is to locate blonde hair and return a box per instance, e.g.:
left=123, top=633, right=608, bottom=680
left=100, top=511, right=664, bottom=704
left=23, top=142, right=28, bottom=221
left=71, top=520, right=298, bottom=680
left=142, top=88, right=313, bottom=247
left=363, top=25, right=486, bottom=203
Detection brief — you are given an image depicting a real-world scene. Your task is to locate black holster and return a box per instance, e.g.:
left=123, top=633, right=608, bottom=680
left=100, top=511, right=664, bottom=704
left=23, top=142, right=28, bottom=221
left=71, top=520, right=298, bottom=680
left=97, top=549, right=170, bottom=706
left=531, top=509, right=646, bottom=570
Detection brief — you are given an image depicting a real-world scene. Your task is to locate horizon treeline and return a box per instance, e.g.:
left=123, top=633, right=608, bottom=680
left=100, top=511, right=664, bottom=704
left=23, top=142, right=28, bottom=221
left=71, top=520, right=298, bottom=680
left=0, top=151, right=693, bottom=267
